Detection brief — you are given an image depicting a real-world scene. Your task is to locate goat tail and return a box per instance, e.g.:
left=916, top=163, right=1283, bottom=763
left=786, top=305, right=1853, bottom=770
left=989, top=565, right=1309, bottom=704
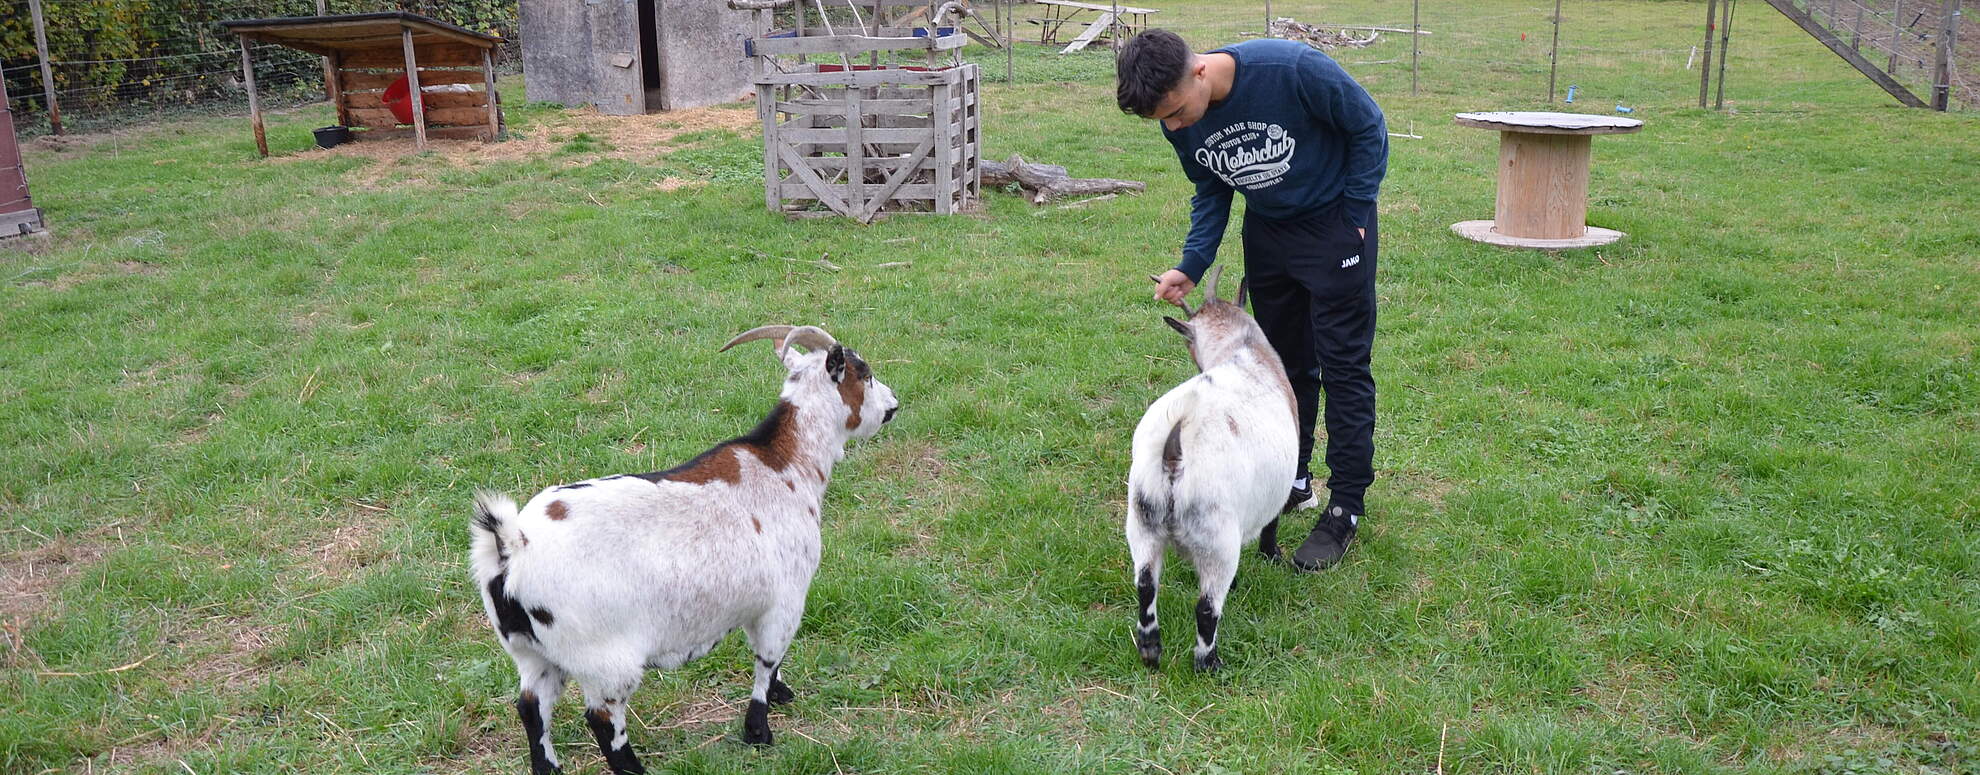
left=469, top=489, right=521, bottom=588
left=1137, top=384, right=1199, bottom=472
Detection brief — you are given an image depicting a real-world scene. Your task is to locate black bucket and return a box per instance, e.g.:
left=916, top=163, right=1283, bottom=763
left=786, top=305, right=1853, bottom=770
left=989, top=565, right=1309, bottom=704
left=313, top=125, right=352, bottom=149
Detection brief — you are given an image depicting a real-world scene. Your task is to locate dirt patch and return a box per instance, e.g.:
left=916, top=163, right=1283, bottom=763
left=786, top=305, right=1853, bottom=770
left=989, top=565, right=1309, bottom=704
left=293, top=503, right=395, bottom=583
left=85, top=717, right=231, bottom=773
left=0, top=523, right=127, bottom=671
left=168, top=611, right=281, bottom=695
left=1386, top=467, right=1458, bottom=512
left=273, top=101, right=760, bottom=172
left=29, top=257, right=166, bottom=292
left=865, top=438, right=954, bottom=556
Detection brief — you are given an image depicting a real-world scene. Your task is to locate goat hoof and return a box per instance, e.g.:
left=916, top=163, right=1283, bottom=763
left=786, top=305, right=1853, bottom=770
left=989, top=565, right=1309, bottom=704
left=1193, top=652, right=1223, bottom=673
left=742, top=725, right=774, bottom=746
left=1135, top=631, right=1161, bottom=669
left=767, top=680, right=795, bottom=706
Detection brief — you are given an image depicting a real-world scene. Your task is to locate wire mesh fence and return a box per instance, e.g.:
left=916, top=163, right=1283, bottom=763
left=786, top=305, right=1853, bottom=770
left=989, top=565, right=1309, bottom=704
left=932, top=0, right=1970, bottom=114
left=0, top=0, right=519, bottom=135
left=1, top=0, right=1968, bottom=136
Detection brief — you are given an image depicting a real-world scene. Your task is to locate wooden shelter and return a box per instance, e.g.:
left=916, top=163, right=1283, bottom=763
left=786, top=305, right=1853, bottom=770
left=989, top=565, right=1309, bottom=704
left=734, top=0, right=982, bottom=222
left=220, top=13, right=505, bottom=156
left=1, top=75, right=48, bottom=242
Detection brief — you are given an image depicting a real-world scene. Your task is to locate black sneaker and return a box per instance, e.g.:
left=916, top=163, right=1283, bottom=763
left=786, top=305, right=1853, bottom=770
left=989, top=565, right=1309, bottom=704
left=1283, top=480, right=1319, bottom=514
left=1291, top=505, right=1358, bottom=571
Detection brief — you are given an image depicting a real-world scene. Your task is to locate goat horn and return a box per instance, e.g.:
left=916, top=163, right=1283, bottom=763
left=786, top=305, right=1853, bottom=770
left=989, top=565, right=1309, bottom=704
left=720, top=325, right=839, bottom=353
left=1151, top=274, right=1195, bottom=317
left=1200, top=264, right=1225, bottom=306
left=782, top=325, right=839, bottom=352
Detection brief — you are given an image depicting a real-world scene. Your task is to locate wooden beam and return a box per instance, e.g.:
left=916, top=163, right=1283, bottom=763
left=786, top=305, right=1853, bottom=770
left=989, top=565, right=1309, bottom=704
left=1757, top=0, right=1929, bottom=107
left=342, top=43, right=486, bottom=68
left=328, top=51, right=350, bottom=127
left=338, top=68, right=483, bottom=91
left=241, top=36, right=267, bottom=157
left=29, top=0, right=60, bottom=135
left=482, top=49, right=502, bottom=137
left=1699, top=0, right=1718, bottom=108
left=344, top=90, right=487, bottom=110
left=402, top=28, right=427, bottom=150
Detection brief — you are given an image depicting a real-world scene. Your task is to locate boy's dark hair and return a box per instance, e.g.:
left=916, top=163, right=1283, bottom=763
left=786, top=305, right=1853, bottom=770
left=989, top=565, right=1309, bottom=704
left=1116, top=29, right=1193, bottom=117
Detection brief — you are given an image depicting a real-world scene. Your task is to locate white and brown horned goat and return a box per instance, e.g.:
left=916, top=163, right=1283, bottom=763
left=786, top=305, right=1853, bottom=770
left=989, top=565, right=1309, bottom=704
left=469, top=325, right=898, bottom=774
left=1126, top=266, right=1299, bottom=671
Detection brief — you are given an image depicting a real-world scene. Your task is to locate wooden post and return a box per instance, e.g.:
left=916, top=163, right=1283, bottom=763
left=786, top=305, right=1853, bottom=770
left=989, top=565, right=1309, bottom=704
left=240, top=36, right=268, bottom=157
left=1548, top=0, right=1563, bottom=102
left=1112, top=0, right=1121, bottom=53
left=1700, top=0, right=1718, bottom=107
left=1890, top=0, right=1904, bottom=73
left=482, top=48, right=501, bottom=138
left=1411, top=0, right=1421, bottom=96
left=847, top=85, right=865, bottom=217
left=1005, top=0, right=1014, bottom=82
left=327, top=52, right=351, bottom=129
left=316, top=0, right=336, bottom=103
left=1265, top=0, right=1273, bottom=36
left=29, top=0, right=61, bottom=135
left=1933, top=0, right=1959, bottom=110
left=401, top=27, right=427, bottom=150
left=1851, top=2, right=1864, bottom=49
left=932, top=79, right=952, bottom=215
left=1715, top=0, right=1735, bottom=109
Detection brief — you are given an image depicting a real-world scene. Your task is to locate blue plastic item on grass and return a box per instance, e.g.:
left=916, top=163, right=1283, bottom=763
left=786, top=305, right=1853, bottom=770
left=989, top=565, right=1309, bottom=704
left=1564, top=84, right=1577, bottom=103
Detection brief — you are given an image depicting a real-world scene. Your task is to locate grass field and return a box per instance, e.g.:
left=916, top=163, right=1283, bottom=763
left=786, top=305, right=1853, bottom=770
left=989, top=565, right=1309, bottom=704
left=2, top=1, right=1976, bottom=773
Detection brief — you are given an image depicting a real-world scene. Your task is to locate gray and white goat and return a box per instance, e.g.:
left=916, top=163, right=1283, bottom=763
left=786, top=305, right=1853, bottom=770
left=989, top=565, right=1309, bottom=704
left=469, top=325, right=898, bottom=774
left=1126, top=266, right=1299, bottom=671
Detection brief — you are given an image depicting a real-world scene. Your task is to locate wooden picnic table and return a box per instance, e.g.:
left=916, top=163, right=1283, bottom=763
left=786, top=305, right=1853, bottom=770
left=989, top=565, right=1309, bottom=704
left=1027, top=0, right=1159, bottom=53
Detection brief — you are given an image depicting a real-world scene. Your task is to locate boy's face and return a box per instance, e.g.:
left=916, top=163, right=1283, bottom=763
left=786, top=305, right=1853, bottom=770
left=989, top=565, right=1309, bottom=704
left=1147, top=59, right=1212, bottom=131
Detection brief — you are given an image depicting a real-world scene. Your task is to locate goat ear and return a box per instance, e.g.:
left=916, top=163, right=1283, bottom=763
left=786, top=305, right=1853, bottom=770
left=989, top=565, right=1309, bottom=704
left=774, top=339, right=806, bottom=370
left=824, top=344, right=847, bottom=382
left=1235, top=277, right=1249, bottom=309
left=1163, top=316, right=1193, bottom=339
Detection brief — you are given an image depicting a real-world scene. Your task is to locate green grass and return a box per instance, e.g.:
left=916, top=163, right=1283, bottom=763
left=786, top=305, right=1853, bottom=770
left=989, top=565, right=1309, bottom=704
left=3, top=1, right=1976, bottom=773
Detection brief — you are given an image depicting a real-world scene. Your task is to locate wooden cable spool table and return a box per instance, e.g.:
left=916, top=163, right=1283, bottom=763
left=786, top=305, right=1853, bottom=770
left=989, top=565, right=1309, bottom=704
left=1450, top=111, right=1643, bottom=249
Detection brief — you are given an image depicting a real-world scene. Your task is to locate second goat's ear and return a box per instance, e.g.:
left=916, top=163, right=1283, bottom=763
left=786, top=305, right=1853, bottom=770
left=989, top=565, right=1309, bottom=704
left=824, top=344, right=847, bottom=382
left=1164, top=316, right=1192, bottom=339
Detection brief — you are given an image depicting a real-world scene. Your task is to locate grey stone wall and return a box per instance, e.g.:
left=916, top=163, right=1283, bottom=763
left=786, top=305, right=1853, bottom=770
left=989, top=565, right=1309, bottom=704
left=521, top=0, right=752, bottom=114
left=653, top=2, right=755, bottom=111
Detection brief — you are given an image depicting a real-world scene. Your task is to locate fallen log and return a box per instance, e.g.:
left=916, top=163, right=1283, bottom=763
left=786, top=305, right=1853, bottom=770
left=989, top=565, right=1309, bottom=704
left=981, top=153, right=1145, bottom=204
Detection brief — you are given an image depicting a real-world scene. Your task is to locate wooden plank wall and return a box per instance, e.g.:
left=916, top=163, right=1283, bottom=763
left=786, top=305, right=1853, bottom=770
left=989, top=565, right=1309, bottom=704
left=335, top=41, right=497, bottom=132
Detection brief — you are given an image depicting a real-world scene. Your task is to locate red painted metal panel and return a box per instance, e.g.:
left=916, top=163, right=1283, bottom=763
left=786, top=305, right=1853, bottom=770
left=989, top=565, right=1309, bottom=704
left=0, top=76, right=37, bottom=217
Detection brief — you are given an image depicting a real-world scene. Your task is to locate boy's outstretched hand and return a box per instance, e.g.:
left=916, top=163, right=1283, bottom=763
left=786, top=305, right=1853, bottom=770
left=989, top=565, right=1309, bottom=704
left=1151, top=269, right=1195, bottom=307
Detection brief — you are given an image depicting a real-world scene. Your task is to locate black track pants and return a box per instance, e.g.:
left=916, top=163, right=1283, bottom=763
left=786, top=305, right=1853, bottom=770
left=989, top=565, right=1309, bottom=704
left=1240, top=200, right=1377, bottom=514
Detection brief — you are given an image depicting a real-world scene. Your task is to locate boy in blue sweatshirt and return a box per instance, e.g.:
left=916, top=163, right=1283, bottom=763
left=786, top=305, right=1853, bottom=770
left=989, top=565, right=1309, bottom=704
left=1118, top=29, right=1388, bottom=570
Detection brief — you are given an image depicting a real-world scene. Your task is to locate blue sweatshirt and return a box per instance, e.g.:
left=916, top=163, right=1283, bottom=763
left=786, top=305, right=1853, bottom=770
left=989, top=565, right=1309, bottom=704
left=1162, top=39, right=1389, bottom=282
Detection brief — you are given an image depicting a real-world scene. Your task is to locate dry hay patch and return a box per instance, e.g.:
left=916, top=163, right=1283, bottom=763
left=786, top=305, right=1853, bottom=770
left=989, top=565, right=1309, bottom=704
left=864, top=438, right=957, bottom=556
left=167, top=609, right=283, bottom=695
left=31, top=256, right=165, bottom=292
left=292, top=502, right=397, bottom=584
left=85, top=718, right=231, bottom=773
left=0, top=523, right=128, bottom=671
left=275, top=101, right=759, bottom=171
left=1387, top=467, right=1458, bottom=512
